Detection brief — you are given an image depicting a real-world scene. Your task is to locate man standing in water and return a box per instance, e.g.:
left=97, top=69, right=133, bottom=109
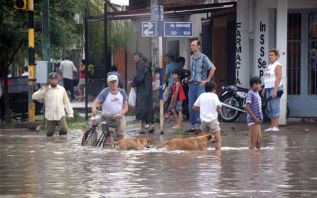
left=32, top=72, right=74, bottom=136
left=187, top=38, right=216, bottom=133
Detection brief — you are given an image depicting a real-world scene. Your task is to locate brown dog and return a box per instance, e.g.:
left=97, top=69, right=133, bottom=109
left=158, top=133, right=215, bottom=151
left=115, top=137, right=150, bottom=150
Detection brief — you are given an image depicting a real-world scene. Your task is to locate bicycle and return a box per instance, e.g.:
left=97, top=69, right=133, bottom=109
left=82, top=111, right=121, bottom=147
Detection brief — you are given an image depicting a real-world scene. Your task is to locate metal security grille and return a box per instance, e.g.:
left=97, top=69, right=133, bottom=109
left=308, top=12, right=317, bottom=95
left=287, top=13, right=301, bottom=95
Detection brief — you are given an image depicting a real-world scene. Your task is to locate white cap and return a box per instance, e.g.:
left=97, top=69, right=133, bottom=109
left=107, top=74, right=118, bottom=82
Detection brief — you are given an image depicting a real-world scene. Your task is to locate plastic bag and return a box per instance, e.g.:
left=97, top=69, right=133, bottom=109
left=128, top=87, right=136, bottom=107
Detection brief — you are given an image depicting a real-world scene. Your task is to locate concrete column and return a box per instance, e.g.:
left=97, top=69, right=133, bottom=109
left=276, top=0, right=288, bottom=125
left=236, top=0, right=250, bottom=87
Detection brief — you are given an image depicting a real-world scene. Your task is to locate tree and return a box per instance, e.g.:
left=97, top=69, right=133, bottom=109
left=0, top=0, right=87, bottom=122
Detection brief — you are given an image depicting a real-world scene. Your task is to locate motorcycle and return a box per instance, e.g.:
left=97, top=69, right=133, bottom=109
left=219, top=85, right=286, bottom=122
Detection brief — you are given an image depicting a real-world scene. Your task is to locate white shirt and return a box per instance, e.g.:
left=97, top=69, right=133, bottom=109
left=102, top=92, right=124, bottom=115
left=264, top=60, right=283, bottom=88
left=32, top=84, right=74, bottom=120
left=60, top=60, right=77, bottom=80
left=194, top=92, right=221, bottom=122
left=22, top=72, right=29, bottom=76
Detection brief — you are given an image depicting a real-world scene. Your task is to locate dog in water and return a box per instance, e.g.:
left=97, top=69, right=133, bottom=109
left=158, top=133, right=215, bottom=151
left=115, top=137, right=151, bottom=150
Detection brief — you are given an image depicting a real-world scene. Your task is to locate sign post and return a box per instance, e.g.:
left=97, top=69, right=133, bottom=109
left=147, top=2, right=193, bottom=135
left=150, top=0, right=165, bottom=134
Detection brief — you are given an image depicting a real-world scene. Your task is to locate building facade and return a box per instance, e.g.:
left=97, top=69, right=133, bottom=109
left=237, top=0, right=317, bottom=124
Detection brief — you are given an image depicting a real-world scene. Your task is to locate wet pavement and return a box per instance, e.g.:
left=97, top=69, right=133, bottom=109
left=1, top=122, right=317, bottom=197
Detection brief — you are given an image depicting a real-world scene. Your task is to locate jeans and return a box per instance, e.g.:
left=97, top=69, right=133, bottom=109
left=188, top=84, right=205, bottom=126
left=266, top=86, right=283, bottom=118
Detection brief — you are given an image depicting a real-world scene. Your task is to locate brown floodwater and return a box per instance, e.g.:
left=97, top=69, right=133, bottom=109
left=0, top=129, right=317, bottom=197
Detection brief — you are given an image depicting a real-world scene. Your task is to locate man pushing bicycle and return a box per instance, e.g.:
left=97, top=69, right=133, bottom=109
left=91, top=75, right=129, bottom=139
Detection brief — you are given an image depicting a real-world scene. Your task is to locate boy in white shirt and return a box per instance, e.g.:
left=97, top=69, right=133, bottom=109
left=193, top=81, right=222, bottom=150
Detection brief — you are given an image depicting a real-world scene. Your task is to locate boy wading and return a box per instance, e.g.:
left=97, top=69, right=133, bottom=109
left=245, top=77, right=263, bottom=150
left=193, top=81, right=222, bottom=150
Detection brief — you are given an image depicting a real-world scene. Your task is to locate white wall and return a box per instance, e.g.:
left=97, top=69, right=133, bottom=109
left=236, top=0, right=250, bottom=87
left=276, top=0, right=288, bottom=125
left=237, top=0, right=288, bottom=124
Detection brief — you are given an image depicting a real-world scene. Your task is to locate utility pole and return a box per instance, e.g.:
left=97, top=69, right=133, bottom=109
left=104, top=0, right=108, bottom=76
left=151, top=0, right=164, bottom=134
left=28, top=0, right=36, bottom=130
left=42, top=0, right=50, bottom=75
left=84, top=9, right=89, bottom=120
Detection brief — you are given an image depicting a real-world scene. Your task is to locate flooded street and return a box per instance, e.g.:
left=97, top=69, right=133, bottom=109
left=1, top=128, right=317, bottom=197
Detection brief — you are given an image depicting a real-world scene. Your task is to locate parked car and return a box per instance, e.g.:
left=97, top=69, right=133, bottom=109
left=0, top=76, right=43, bottom=121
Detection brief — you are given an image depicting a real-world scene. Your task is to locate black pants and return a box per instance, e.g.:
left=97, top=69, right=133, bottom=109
left=63, top=78, right=74, bottom=100
left=0, top=96, right=4, bottom=121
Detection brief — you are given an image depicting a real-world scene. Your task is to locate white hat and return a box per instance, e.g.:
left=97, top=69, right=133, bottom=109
left=107, top=74, right=118, bottom=82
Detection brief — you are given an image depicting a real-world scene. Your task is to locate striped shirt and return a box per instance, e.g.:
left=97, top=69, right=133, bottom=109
left=246, top=90, right=263, bottom=123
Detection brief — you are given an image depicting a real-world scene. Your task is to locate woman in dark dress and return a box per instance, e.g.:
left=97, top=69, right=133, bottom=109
left=131, top=52, right=154, bottom=133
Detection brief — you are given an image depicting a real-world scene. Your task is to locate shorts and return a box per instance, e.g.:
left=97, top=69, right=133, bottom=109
left=247, top=117, right=262, bottom=126
left=266, top=86, right=283, bottom=118
left=201, top=119, right=221, bottom=133
left=169, top=100, right=183, bottom=112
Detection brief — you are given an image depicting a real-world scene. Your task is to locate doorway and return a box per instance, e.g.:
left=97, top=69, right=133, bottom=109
left=288, top=11, right=317, bottom=117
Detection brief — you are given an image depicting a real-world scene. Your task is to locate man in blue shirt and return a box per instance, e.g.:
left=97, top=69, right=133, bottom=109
left=188, top=38, right=216, bottom=132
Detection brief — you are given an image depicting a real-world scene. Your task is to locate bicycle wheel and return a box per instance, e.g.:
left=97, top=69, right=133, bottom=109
left=82, top=129, right=98, bottom=146
left=96, top=130, right=107, bottom=147
left=103, top=130, right=116, bottom=148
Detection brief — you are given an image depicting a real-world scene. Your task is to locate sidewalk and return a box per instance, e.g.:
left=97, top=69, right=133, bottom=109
left=1, top=100, right=316, bottom=135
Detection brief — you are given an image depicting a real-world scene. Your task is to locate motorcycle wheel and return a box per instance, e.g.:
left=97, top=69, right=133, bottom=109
left=220, top=97, right=241, bottom=122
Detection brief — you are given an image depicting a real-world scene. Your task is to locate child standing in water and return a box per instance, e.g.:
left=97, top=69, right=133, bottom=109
left=245, top=76, right=263, bottom=150
left=193, top=81, right=222, bottom=150
left=170, top=69, right=186, bottom=129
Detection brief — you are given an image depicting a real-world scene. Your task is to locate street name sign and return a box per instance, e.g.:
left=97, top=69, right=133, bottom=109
left=142, top=21, right=157, bottom=37
left=164, top=22, right=193, bottom=37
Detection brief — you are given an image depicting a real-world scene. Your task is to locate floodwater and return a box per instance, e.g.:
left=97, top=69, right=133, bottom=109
left=1, top=129, right=317, bottom=197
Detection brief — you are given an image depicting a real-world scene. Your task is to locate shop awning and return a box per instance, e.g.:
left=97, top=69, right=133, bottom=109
left=87, top=2, right=236, bottom=21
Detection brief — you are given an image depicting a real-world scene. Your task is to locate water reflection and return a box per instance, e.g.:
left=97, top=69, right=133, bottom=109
left=0, top=130, right=317, bottom=197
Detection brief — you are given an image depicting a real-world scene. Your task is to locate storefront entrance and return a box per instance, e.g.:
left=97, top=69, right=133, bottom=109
left=288, top=10, right=317, bottom=117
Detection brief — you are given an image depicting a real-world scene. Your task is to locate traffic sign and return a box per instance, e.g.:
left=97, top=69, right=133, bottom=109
left=164, top=22, right=193, bottom=37
left=142, top=22, right=157, bottom=37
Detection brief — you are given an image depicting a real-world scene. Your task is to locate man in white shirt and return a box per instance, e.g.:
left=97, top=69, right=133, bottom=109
left=193, top=81, right=222, bottom=150
left=21, top=66, right=29, bottom=77
left=32, top=72, right=74, bottom=136
left=92, top=75, right=128, bottom=139
left=59, top=58, right=77, bottom=100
